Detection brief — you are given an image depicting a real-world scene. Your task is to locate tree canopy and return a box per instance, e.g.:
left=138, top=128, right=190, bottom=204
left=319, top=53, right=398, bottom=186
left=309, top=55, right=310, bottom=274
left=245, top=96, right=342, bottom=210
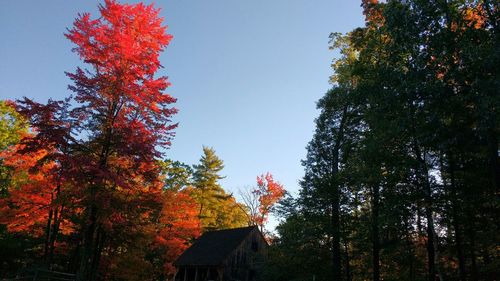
left=0, top=1, right=498, bottom=281
left=266, top=1, right=499, bottom=281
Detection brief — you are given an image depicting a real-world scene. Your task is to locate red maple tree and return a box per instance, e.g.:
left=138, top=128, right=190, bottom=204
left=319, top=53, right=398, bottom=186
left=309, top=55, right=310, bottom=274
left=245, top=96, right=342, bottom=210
left=241, top=173, right=285, bottom=233
left=255, top=173, right=285, bottom=230
left=66, top=1, right=176, bottom=279
left=7, top=1, right=177, bottom=279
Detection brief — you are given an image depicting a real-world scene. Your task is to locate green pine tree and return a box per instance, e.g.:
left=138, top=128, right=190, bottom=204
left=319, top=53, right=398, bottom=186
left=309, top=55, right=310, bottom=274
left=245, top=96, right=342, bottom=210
left=191, top=146, right=247, bottom=231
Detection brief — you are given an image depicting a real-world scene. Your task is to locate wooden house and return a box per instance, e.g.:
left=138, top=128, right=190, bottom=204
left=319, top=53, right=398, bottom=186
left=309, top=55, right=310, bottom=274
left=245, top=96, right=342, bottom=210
left=173, top=226, right=268, bottom=281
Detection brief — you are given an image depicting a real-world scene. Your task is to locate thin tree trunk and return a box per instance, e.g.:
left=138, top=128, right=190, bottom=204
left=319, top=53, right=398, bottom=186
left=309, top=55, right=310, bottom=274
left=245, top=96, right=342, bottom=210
left=487, top=129, right=499, bottom=192
left=468, top=225, right=479, bottom=281
left=48, top=206, right=62, bottom=268
left=330, top=106, right=348, bottom=281
left=424, top=186, right=436, bottom=281
left=44, top=205, right=54, bottom=262
left=413, top=143, right=437, bottom=281
left=448, top=159, right=466, bottom=281
left=331, top=190, right=342, bottom=281
left=452, top=208, right=466, bottom=280
left=417, top=206, right=423, bottom=236
left=90, top=227, right=104, bottom=281
left=76, top=203, right=98, bottom=281
left=371, top=184, right=380, bottom=281
left=343, top=239, right=351, bottom=281
left=405, top=217, right=415, bottom=281
left=330, top=151, right=341, bottom=281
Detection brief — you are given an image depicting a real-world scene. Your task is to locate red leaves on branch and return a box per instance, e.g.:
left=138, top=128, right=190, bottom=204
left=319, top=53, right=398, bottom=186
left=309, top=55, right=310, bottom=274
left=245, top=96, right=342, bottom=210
left=65, top=0, right=177, bottom=153
left=62, top=0, right=177, bottom=231
left=253, top=173, right=285, bottom=229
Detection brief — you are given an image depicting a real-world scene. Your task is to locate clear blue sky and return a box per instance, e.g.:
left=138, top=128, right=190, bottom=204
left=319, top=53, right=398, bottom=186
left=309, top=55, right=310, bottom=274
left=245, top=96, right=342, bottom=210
left=0, top=1, right=364, bottom=199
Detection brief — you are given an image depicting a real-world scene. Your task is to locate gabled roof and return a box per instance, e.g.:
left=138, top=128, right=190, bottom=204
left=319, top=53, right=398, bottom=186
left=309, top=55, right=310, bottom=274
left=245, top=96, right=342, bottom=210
left=174, top=226, right=258, bottom=266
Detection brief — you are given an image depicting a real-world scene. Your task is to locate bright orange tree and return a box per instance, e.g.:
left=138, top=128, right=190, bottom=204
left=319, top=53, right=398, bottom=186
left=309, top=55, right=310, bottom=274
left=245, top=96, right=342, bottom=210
left=254, top=173, right=285, bottom=232
left=0, top=104, right=76, bottom=265
left=0, top=141, right=79, bottom=262
left=0, top=145, right=65, bottom=234
left=156, top=188, right=201, bottom=278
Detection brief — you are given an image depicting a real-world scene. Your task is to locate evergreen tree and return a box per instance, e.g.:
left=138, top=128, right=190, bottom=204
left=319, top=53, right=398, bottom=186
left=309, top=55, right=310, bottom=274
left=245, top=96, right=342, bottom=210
left=159, top=159, right=193, bottom=191
left=191, top=146, right=246, bottom=230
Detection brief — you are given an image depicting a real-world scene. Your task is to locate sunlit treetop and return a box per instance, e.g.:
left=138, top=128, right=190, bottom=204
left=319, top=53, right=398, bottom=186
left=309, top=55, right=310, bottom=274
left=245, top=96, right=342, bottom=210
left=65, top=0, right=177, bottom=151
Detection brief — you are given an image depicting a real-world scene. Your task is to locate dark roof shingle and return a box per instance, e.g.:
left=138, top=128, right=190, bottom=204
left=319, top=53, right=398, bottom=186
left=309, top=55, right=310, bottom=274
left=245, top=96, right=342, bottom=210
left=174, top=226, right=257, bottom=266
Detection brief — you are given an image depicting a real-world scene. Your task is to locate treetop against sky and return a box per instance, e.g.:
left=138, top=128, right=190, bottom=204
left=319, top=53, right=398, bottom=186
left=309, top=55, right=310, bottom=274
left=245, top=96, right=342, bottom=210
left=0, top=0, right=364, bottom=197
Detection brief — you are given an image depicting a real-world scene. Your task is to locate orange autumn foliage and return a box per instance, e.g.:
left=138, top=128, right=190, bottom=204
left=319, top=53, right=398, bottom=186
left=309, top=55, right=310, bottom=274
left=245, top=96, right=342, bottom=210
left=362, top=0, right=384, bottom=27
left=156, top=188, right=201, bottom=276
left=254, top=173, right=285, bottom=228
left=0, top=142, right=74, bottom=237
left=451, top=4, right=487, bottom=32
left=463, top=5, right=486, bottom=29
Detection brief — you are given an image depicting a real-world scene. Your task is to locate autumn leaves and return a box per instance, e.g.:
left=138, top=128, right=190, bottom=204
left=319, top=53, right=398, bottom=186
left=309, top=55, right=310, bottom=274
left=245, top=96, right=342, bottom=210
left=0, top=1, right=284, bottom=280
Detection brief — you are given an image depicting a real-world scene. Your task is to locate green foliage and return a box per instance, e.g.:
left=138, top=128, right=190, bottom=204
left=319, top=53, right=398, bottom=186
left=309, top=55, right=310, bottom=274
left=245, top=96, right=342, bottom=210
left=0, top=100, right=28, bottom=194
left=0, top=100, right=27, bottom=150
left=263, top=201, right=333, bottom=281
left=159, top=159, right=193, bottom=191
left=191, top=146, right=247, bottom=231
left=193, top=146, right=225, bottom=188
left=273, top=1, right=499, bottom=281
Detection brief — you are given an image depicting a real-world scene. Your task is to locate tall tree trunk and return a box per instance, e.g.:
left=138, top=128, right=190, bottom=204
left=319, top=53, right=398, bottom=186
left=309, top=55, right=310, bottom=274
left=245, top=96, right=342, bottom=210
left=344, top=240, right=351, bottom=281
left=330, top=107, right=347, bottom=281
left=331, top=153, right=341, bottom=281
left=77, top=120, right=113, bottom=280
left=424, top=183, right=436, bottom=281
left=371, top=184, right=380, bottom=281
left=448, top=159, right=466, bottom=281
left=48, top=206, right=61, bottom=268
left=414, top=144, right=437, bottom=281
left=468, top=223, right=479, bottom=281
left=331, top=192, right=342, bottom=281
left=90, top=227, right=105, bottom=281
left=487, top=129, right=499, bottom=192
left=405, top=217, right=415, bottom=281
left=452, top=207, right=466, bottom=281
left=76, top=203, right=98, bottom=281
left=44, top=205, right=54, bottom=262
left=416, top=206, right=423, bottom=236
